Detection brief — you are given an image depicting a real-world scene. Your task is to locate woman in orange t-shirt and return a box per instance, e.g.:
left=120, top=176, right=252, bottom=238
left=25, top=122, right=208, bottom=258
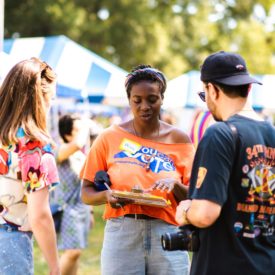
left=80, top=65, right=195, bottom=275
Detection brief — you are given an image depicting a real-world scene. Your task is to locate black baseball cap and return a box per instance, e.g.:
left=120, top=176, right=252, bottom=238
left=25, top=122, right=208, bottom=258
left=200, top=51, right=262, bottom=86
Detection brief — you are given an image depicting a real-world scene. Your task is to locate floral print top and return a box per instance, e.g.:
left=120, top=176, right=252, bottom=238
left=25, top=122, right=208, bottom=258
left=0, top=128, right=59, bottom=225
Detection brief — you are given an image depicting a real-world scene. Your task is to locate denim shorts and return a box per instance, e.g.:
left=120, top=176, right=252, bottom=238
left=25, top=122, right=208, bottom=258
left=101, top=217, right=190, bottom=275
left=0, top=224, right=33, bottom=275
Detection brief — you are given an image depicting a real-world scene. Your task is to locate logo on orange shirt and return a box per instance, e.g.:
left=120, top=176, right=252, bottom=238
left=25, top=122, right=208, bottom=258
left=120, top=138, right=141, bottom=154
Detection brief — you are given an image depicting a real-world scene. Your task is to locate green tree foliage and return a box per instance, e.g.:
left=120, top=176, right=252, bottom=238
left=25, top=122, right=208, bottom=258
left=4, top=0, right=275, bottom=78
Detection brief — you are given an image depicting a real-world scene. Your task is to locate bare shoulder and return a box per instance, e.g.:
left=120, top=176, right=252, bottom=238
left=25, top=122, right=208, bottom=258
left=118, top=120, right=132, bottom=132
left=170, top=126, right=191, bottom=144
left=160, top=121, right=191, bottom=144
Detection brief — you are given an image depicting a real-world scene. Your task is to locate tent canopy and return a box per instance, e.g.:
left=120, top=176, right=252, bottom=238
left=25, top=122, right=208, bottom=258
left=163, top=71, right=205, bottom=109
left=4, top=35, right=128, bottom=104
left=165, top=71, right=275, bottom=110
left=0, top=51, right=17, bottom=83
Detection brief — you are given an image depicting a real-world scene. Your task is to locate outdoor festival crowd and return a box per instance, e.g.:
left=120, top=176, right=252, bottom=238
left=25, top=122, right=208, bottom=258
left=0, top=51, right=274, bottom=275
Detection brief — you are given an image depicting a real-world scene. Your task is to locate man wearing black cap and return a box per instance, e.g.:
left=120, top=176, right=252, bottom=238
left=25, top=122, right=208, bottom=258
left=176, top=51, right=275, bottom=275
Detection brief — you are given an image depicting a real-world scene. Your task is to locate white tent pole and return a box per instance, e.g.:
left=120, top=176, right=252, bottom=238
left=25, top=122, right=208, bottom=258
left=0, top=0, right=4, bottom=52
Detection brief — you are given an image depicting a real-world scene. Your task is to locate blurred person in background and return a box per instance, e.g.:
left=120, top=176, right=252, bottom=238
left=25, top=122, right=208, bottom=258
left=80, top=65, right=195, bottom=275
left=0, top=58, right=60, bottom=275
left=161, top=111, right=176, bottom=125
left=176, top=51, right=275, bottom=275
left=88, top=115, right=104, bottom=146
left=50, top=114, right=93, bottom=275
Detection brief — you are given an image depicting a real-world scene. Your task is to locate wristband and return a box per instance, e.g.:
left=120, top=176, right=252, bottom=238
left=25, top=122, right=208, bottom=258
left=182, top=207, right=190, bottom=225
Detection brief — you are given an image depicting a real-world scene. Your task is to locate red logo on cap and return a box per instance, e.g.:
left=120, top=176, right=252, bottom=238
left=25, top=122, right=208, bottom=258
left=236, top=64, right=244, bottom=70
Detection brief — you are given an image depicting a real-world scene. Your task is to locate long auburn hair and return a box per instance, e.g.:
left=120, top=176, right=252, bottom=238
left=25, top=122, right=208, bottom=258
left=0, top=57, right=56, bottom=146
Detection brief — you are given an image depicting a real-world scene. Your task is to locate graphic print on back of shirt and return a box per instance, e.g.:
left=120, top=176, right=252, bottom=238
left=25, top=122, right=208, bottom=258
left=234, top=144, right=275, bottom=238
left=114, top=138, right=175, bottom=173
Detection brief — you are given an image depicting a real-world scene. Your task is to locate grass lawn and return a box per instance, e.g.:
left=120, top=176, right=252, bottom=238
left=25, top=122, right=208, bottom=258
left=34, top=205, right=106, bottom=275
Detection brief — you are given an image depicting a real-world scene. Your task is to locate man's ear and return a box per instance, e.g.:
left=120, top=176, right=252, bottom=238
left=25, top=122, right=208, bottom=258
left=209, top=83, right=220, bottom=101
left=206, top=83, right=216, bottom=101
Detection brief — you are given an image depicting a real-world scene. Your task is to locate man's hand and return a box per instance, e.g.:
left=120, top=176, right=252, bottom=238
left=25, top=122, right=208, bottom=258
left=176, top=199, right=191, bottom=225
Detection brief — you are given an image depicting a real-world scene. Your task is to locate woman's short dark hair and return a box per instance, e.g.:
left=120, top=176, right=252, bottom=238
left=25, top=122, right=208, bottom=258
left=124, top=64, right=167, bottom=99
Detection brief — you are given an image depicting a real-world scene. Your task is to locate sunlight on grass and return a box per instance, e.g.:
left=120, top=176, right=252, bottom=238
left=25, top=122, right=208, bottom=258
left=34, top=205, right=105, bottom=275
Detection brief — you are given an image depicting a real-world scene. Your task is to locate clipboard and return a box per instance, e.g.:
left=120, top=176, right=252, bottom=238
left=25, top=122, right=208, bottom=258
left=112, top=190, right=171, bottom=208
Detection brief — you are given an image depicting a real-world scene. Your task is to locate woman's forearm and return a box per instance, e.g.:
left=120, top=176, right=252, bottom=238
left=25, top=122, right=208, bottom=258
left=81, top=181, right=109, bottom=205
left=30, top=212, right=60, bottom=274
left=27, top=188, right=60, bottom=274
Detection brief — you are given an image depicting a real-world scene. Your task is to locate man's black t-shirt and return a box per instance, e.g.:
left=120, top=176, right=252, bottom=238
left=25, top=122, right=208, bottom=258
left=189, top=115, right=275, bottom=275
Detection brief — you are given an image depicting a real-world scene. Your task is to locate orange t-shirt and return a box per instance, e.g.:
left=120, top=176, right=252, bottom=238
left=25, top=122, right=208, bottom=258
left=80, top=125, right=195, bottom=225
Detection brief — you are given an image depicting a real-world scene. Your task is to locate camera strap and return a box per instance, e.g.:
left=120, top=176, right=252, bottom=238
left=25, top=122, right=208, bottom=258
left=224, top=121, right=240, bottom=173
left=225, top=122, right=239, bottom=149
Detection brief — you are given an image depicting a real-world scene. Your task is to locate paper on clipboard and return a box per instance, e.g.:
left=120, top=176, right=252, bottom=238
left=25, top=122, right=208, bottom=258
left=112, top=190, right=171, bottom=208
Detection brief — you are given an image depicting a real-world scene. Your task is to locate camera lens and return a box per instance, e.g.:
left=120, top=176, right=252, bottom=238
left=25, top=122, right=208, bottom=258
left=161, top=233, right=171, bottom=250
left=161, top=232, right=187, bottom=251
left=161, top=225, right=200, bottom=252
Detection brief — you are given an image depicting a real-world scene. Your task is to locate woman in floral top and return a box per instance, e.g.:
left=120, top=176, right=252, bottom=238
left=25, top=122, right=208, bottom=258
left=0, top=58, right=60, bottom=275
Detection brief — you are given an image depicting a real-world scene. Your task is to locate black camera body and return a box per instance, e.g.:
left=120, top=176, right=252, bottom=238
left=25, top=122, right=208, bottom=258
left=161, top=224, right=200, bottom=252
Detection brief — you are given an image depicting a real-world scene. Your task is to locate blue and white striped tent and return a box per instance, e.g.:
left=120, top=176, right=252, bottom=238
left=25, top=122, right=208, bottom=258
left=164, top=71, right=204, bottom=109
left=4, top=36, right=128, bottom=105
left=0, top=51, right=18, bottom=83
left=165, top=71, right=275, bottom=110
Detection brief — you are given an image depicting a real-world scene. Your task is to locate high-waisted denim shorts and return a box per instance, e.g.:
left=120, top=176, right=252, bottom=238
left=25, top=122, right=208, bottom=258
left=0, top=224, right=33, bottom=275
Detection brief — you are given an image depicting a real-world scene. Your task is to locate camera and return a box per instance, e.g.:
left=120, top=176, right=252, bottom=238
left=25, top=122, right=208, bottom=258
left=161, top=224, right=200, bottom=252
